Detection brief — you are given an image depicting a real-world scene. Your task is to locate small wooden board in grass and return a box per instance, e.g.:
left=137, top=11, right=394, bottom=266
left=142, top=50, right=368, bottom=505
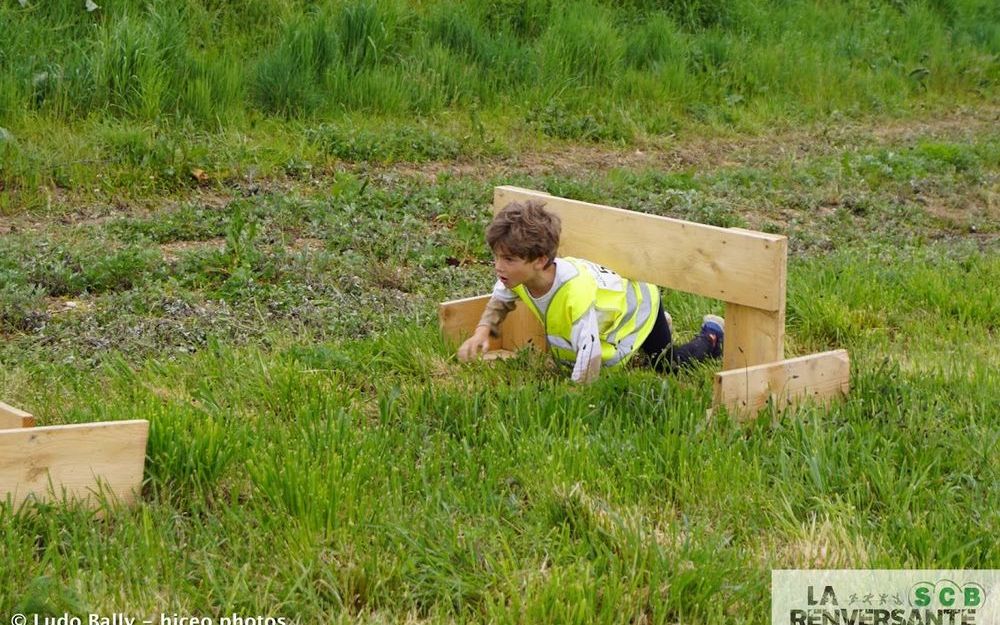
left=0, top=420, right=149, bottom=510
left=439, top=294, right=546, bottom=355
left=0, top=401, right=34, bottom=429
left=713, top=350, right=851, bottom=420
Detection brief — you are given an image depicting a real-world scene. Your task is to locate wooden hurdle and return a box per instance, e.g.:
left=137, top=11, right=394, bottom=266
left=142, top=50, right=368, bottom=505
left=439, top=186, right=850, bottom=419
left=0, top=401, right=148, bottom=510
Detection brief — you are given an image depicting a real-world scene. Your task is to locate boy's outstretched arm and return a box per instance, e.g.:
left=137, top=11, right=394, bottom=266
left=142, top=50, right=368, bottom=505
left=457, top=326, right=491, bottom=361
left=456, top=296, right=516, bottom=361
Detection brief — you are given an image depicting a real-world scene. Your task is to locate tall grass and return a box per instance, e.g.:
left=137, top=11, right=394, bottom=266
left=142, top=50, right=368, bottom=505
left=0, top=0, right=995, bottom=126
left=1, top=247, right=997, bottom=618
left=1, top=0, right=997, bottom=206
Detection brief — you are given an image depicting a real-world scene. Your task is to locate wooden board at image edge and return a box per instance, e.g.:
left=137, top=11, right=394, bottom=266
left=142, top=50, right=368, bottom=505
left=0, top=420, right=149, bottom=509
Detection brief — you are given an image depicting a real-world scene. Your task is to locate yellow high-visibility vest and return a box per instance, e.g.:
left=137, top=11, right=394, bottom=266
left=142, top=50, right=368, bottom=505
left=512, top=257, right=659, bottom=367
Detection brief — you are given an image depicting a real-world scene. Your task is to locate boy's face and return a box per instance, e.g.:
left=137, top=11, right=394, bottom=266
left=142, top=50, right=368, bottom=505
left=493, top=249, right=549, bottom=289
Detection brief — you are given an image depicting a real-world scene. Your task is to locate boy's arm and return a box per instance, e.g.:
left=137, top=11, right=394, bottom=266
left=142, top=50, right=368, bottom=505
left=458, top=295, right=516, bottom=361
left=569, top=307, right=602, bottom=384
left=477, top=297, right=517, bottom=338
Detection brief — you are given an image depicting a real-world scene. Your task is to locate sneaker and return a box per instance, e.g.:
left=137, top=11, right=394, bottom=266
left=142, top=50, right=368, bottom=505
left=700, top=314, right=724, bottom=358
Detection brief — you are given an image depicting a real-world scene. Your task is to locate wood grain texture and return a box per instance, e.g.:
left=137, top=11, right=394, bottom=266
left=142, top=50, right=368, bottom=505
left=439, top=295, right=503, bottom=351
left=494, top=186, right=788, bottom=312
left=499, top=302, right=546, bottom=352
left=438, top=295, right=546, bottom=354
left=0, top=401, right=35, bottom=429
left=0, top=420, right=149, bottom=509
left=713, top=350, right=850, bottom=420
left=722, top=303, right=785, bottom=370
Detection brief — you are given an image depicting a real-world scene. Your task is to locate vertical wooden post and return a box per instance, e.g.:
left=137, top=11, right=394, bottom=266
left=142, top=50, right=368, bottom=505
left=721, top=233, right=787, bottom=371
left=722, top=304, right=785, bottom=371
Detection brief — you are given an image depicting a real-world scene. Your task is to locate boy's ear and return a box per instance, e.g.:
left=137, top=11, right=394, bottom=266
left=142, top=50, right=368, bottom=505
left=533, top=255, right=552, bottom=269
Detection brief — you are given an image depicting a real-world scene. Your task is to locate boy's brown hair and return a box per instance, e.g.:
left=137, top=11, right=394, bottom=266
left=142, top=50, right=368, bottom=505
left=486, top=200, right=561, bottom=261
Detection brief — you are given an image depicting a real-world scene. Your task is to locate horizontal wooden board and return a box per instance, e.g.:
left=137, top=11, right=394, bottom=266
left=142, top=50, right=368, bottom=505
left=439, top=294, right=545, bottom=354
left=0, top=401, right=34, bottom=429
left=0, top=420, right=149, bottom=509
left=713, top=350, right=850, bottom=420
left=499, top=301, right=546, bottom=352
left=439, top=295, right=502, bottom=351
left=494, top=186, right=787, bottom=311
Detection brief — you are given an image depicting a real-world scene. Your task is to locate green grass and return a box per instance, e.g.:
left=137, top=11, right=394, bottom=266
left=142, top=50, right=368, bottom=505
left=1, top=119, right=998, bottom=621
left=0, top=0, right=997, bottom=209
left=5, top=0, right=991, bottom=125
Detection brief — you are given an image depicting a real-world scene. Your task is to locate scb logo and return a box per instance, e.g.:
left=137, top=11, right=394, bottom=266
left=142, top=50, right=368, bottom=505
left=910, top=580, right=986, bottom=608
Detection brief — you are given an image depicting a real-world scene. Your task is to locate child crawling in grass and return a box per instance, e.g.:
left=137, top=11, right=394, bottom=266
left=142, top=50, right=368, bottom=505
left=457, top=200, right=725, bottom=383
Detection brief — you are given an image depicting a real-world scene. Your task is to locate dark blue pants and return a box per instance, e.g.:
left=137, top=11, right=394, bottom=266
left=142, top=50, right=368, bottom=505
left=639, top=303, right=720, bottom=372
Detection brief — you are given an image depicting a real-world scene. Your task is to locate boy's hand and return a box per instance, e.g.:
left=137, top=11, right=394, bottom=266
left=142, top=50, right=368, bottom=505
left=457, top=327, right=492, bottom=362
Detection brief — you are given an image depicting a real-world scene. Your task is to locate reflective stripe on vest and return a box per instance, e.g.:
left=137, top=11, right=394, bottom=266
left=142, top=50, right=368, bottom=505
left=606, top=280, right=638, bottom=346
left=546, top=334, right=574, bottom=352
left=605, top=281, right=655, bottom=366
left=513, top=258, right=659, bottom=367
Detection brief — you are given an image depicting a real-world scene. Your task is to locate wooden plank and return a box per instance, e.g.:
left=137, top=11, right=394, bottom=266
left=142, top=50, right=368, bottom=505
left=0, top=420, right=149, bottom=509
left=438, top=294, right=545, bottom=354
left=722, top=227, right=786, bottom=369
left=723, top=303, right=785, bottom=370
left=494, top=186, right=788, bottom=312
left=0, top=401, right=35, bottom=429
left=713, top=350, right=850, bottom=420
left=439, top=295, right=502, bottom=351
left=500, top=303, right=546, bottom=352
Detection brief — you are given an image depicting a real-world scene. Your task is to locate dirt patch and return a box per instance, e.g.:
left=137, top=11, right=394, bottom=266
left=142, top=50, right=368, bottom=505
left=46, top=297, right=93, bottom=315
left=291, top=237, right=325, bottom=252
left=3, top=106, right=997, bottom=226
left=388, top=105, right=1000, bottom=180
left=159, top=237, right=226, bottom=263
left=0, top=187, right=242, bottom=235
left=919, top=184, right=1000, bottom=227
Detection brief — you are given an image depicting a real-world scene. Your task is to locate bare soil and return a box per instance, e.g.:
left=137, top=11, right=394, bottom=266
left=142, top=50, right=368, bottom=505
left=1, top=106, right=996, bottom=233
left=389, top=105, right=999, bottom=179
